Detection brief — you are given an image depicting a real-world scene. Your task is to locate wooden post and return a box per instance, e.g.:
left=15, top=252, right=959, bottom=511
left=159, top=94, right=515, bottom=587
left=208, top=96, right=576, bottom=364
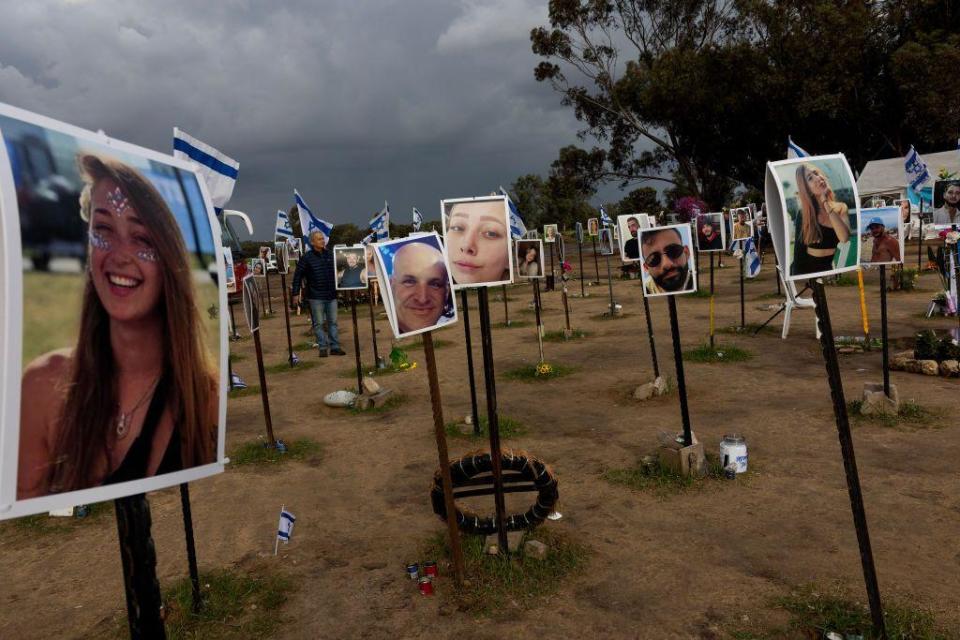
left=115, top=494, right=166, bottom=640
left=423, top=333, right=466, bottom=585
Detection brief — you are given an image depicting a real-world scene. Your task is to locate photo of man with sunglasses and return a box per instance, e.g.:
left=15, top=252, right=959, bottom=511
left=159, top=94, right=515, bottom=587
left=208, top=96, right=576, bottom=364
left=639, top=225, right=697, bottom=296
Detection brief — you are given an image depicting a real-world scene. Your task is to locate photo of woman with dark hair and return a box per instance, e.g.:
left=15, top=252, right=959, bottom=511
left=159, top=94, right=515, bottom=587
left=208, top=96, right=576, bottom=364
left=515, top=239, right=543, bottom=278
left=17, top=153, right=218, bottom=499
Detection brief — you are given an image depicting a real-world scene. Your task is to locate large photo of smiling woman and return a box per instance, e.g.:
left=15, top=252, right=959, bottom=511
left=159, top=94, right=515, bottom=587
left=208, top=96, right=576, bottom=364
left=441, top=196, right=513, bottom=289
left=2, top=116, right=223, bottom=509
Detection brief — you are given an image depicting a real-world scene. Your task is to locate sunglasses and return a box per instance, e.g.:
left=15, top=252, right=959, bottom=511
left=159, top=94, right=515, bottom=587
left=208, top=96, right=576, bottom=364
left=644, top=243, right=685, bottom=268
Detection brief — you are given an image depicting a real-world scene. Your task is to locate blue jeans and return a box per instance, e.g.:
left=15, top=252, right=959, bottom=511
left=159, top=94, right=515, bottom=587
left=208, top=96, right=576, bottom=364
left=308, top=298, right=340, bottom=352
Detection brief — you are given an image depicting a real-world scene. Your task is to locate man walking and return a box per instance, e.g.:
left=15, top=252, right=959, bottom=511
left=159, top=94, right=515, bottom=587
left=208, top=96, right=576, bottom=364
left=292, top=231, right=346, bottom=357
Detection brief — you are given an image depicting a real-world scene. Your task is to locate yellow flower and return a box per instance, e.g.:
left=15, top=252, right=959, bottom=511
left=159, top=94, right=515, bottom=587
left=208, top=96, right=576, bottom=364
left=536, top=363, right=553, bottom=376
left=409, top=362, right=418, bottom=370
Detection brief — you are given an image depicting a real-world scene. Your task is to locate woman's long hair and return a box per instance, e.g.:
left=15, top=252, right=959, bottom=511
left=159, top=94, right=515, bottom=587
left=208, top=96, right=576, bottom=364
left=796, top=163, right=836, bottom=246
left=47, top=154, right=216, bottom=493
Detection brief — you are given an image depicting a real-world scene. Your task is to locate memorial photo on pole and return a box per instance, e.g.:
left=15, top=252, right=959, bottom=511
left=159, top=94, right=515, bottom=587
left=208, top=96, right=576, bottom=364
left=373, top=233, right=457, bottom=339
left=766, top=154, right=860, bottom=281
left=617, top=213, right=648, bottom=263
left=258, top=245, right=271, bottom=263
left=251, top=258, right=266, bottom=277
left=334, top=244, right=368, bottom=290
left=639, top=224, right=698, bottom=297
left=860, top=206, right=904, bottom=265
left=695, top=212, right=726, bottom=252
left=515, top=239, right=545, bottom=279
left=242, top=274, right=260, bottom=332
left=274, top=241, right=290, bottom=275
left=587, top=217, right=599, bottom=236
left=729, top=207, right=753, bottom=242
left=543, top=223, right=559, bottom=243
left=598, top=227, right=615, bottom=255
left=441, top=195, right=513, bottom=289
left=931, top=178, right=960, bottom=226
left=364, top=244, right=378, bottom=281
left=0, top=106, right=226, bottom=519
left=223, top=247, right=237, bottom=293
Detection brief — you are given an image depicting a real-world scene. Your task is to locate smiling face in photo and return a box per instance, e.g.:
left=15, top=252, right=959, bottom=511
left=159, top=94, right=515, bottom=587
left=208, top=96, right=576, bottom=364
left=445, top=200, right=509, bottom=285
left=391, top=241, right=450, bottom=333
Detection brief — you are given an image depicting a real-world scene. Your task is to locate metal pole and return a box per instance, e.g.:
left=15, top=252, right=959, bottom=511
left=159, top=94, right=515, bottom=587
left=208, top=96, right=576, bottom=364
left=709, top=253, right=715, bottom=348
left=178, top=484, right=203, bottom=613
left=917, top=201, right=923, bottom=271
left=423, top=332, right=466, bottom=586
left=592, top=236, right=600, bottom=284
left=476, top=288, right=509, bottom=554
left=264, top=271, right=274, bottom=315
left=642, top=295, right=660, bottom=378
left=280, top=273, right=295, bottom=366
left=775, top=251, right=781, bottom=296
left=350, top=291, right=363, bottom=395
left=548, top=242, right=556, bottom=291
left=367, top=291, right=381, bottom=367
left=534, top=279, right=545, bottom=363
left=562, top=283, right=571, bottom=331
left=460, top=290, right=481, bottom=435
left=667, top=297, right=693, bottom=447
left=114, top=494, right=166, bottom=640
left=228, top=300, right=240, bottom=340
left=605, top=253, right=616, bottom=315
left=501, top=284, right=510, bottom=326
left=879, top=265, right=890, bottom=397
left=252, top=329, right=276, bottom=446
left=577, top=236, right=586, bottom=297
left=739, top=254, right=746, bottom=328
left=810, top=280, right=886, bottom=639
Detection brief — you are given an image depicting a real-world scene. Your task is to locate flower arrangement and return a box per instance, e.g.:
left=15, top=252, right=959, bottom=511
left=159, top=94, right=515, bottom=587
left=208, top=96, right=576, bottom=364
left=535, top=362, right=554, bottom=377
left=389, top=346, right=417, bottom=372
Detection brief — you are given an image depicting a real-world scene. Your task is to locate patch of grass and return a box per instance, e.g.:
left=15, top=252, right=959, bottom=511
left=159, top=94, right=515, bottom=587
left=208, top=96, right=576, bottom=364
left=337, top=363, right=402, bottom=378
left=1, top=501, right=112, bottom=537
left=848, top=400, right=942, bottom=430
left=264, top=359, right=318, bottom=375
left=444, top=415, right=529, bottom=439
left=689, top=287, right=712, bottom=298
left=495, top=320, right=531, bottom=329
left=602, top=454, right=744, bottom=497
left=683, top=343, right=753, bottom=363
left=160, top=567, right=295, bottom=640
left=229, top=385, right=261, bottom=399
left=228, top=353, right=246, bottom=363
left=405, top=337, right=454, bottom=349
left=827, top=273, right=859, bottom=287
left=542, top=329, right=587, bottom=342
left=419, top=527, right=587, bottom=615
left=502, top=362, right=576, bottom=382
left=348, top=393, right=408, bottom=415
left=292, top=341, right=314, bottom=352
left=229, top=438, right=323, bottom=467
left=589, top=311, right=630, bottom=321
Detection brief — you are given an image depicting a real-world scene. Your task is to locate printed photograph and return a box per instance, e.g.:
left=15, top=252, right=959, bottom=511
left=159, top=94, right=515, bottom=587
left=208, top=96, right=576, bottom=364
left=587, top=218, right=599, bottom=237
left=441, top=196, right=513, bottom=289
left=365, top=244, right=378, bottom=281
left=639, top=224, right=698, bottom=297
left=242, top=273, right=260, bottom=333
left=373, top=233, right=457, bottom=339
left=543, top=224, right=559, bottom=243
left=932, top=179, right=960, bottom=226
left=274, top=241, right=289, bottom=275
left=575, top=222, right=583, bottom=244
left=695, top=212, right=726, bottom=252
left=334, top=244, right=368, bottom=290
left=617, top=214, right=648, bottom=263
left=258, top=245, right=271, bottom=262
left=730, top=208, right=754, bottom=243
left=598, top=228, right=615, bottom=255
left=860, top=206, right=904, bottom=265
left=223, top=247, right=237, bottom=293
left=515, top=239, right=544, bottom=279
left=0, top=109, right=224, bottom=515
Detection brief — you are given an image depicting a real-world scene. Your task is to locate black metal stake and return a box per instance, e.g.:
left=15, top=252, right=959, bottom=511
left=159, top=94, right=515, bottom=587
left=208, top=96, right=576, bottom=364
left=114, top=494, right=166, bottom=640
left=810, top=280, right=886, bottom=639
left=280, top=273, right=295, bottom=366
left=476, top=287, right=509, bottom=554
left=577, top=235, right=586, bottom=297
left=178, top=484, right=203, bottom=613
left=350, top=291, right=363, bottom=395
left=533, top=279, right=545, bottom=363
left=739, top=254, right=746, bottom=328
left=667, top=297, right=693, bottom=447
left=367, top=291, right=381, bottom=367
left=264, top=272, right=274, bottom=315
left=228, top=300, right=240, bottom=340
left=775, top=251, right=781, bottom=296
left=917, top=202, right=923, bottom=271
left=591, top=236, right=600, bottom=284
left=251, top=328, right=276, bottom=446
left=461, top=289, right=481, bottom=435
left=879, top=266, right=890, bottom=397
left=605, top=253, right=616, bottom=315
left=548, top=242, right=556, bottom=291
left=641, top=294, right=660, bottom=378
left=709, top=253, right=716, bottom=349
left=501, top=284, right=510, bottom=326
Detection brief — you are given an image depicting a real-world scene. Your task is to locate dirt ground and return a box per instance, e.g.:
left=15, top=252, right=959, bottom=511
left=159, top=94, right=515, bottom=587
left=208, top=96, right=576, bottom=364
left=2, top=246, right=959, bottom=639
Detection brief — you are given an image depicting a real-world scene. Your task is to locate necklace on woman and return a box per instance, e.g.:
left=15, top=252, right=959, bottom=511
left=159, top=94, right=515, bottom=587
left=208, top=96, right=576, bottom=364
left=116, top=377, right=161, bottom=439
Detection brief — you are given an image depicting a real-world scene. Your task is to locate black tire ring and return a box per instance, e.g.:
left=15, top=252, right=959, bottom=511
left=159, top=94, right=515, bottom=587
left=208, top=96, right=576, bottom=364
left=431, top=450, right=559, bottom=535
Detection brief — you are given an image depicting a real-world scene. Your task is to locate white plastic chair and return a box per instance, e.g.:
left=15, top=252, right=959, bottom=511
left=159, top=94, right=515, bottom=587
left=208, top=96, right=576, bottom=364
left=778, top=267, right=818, bottom=340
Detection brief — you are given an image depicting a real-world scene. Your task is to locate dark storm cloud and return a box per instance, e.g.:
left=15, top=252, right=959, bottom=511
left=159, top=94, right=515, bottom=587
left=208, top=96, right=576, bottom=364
left=0, top=0, right=605, bottom=238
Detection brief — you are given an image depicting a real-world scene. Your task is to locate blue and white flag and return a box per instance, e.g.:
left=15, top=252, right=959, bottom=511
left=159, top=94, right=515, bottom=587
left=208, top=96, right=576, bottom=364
left=230, top=372, right=247, bottom=390
left=294, top=190, right=333, bottom=244
left=277, top=509, right=296, bottom=542
left=904, top=146, right=931, bottom=193
left=275, top=209, right=294, bottom=241
left=172, top=128, right=239, bottom=212
left=498, top=186, right=527, bottom=239
left=743, top=237, right=762, bottom=278
left=786, top=136, right=809, bottom=159
left=599, top=205, right=612, bottom=227
left=412, top=207, right=423, bottom=231
left=370, top=202, right=390, bottom=241
left=360, top=232, right=375, bottom=246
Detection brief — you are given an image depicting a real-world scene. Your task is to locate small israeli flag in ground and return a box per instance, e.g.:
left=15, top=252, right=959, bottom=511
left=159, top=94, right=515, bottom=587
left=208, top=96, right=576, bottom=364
left=230, top=373, right=247, bottom=390
left=275, top=507, right=296, bottom=555
left=743, top=237, right=762, bottom=278
left=275, top=209, right=294, bottom=240
left=786, top=136, right=809, bottom=159
left=498, top=186, right=527, bottom=239
left=412, top=207, right=423, bottom=231
left=370, top=202, right=390, bottom=241
left=290, top=352, right=300, bottom=365
left=294, top=190, right=333, bottom=244
left=600, top=205, right=612, bottom=227
left=904, top=146, right=930, bottom=193
left=172, top=128, right=239, bottom=212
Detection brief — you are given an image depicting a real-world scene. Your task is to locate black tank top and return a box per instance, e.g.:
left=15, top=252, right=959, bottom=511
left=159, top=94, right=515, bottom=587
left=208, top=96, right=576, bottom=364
left=103, top=374, right=181, bottom=485
left=808, top=221, right=840, bottom=250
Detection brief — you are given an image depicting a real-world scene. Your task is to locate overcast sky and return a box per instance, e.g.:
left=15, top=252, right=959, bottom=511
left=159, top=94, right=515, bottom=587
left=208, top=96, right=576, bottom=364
left=0, top=0, right=628, bottom=239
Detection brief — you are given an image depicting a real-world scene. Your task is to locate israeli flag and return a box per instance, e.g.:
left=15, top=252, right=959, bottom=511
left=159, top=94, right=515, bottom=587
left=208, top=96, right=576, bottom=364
left=360, top=232, right=375, bottom=246
left=786, top=136, right=809, bottom=159
left=275, top=209, right=294, bottom=240
left=277, top=509, right=296, bottom=542
left=904, top=146, right=931, bottom=193
left=600, top=205, right=612, bottom=227
left=498, top=186, right=527, bottom=239
left=412, top=206, right=423, bottom=231
left=370, top=202, right=390, bottom=241
left=743, top=237, right=762, bottom=278
left=172, top=128, right=239, bottom=212
left=230, top=373, right=247, bottom=390
left=294, top=190, right=333, bottom=244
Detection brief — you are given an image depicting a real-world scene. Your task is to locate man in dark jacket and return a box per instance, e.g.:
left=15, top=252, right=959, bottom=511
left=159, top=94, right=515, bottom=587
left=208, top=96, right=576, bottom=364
left=291, top=231, right=345, bottom=357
